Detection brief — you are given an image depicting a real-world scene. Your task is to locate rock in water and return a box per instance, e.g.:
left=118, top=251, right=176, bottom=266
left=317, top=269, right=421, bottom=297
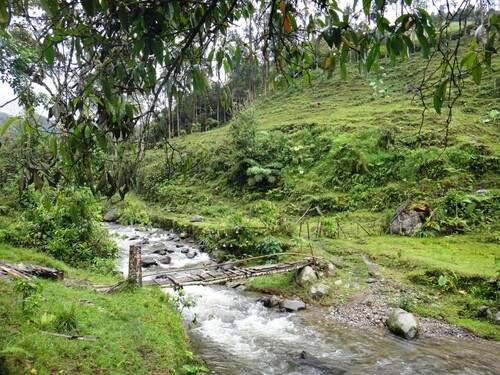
left=280, top=299, right=306, bottom=312
left=296, top=266, right=318, bottom=286
left=140, top=258, right=158, bottom=268
left=261, top=295, right=281, bottom=308
left=386, top=308, right=419, bottom=339
left=158, top=256, right=172, bottom=265
left=103, top=208, right=119, bottom=222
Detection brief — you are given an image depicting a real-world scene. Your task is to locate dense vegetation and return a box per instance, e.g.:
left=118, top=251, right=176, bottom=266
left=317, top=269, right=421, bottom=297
left=131, top=44, right=499, bottom=339
left=0, top=0, right=499, bottom=372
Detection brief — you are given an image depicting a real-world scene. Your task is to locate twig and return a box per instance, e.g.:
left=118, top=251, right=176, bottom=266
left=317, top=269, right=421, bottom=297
left=42, top=331, right=99, bottom=342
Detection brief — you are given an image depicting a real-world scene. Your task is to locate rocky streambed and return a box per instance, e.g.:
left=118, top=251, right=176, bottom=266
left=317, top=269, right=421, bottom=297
left=108, top=223, right=500, bottom=374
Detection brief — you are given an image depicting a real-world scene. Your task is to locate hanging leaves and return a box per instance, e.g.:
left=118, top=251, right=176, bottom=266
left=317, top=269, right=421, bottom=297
left=433, top=79, right=448, bottom=114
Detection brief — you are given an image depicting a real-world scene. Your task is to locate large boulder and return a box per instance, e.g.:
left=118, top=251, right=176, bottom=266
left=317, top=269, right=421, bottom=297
left=310, top=283, right=331, bottom=300
left=388, top=202, right=430, bottom=236
left=280, top=299, right=306, bottom=312
left=103, top=208, right=119, bottom=222
left=296, top=266, right=318, bottom=286
left=386, top=308, right=419, bottom=339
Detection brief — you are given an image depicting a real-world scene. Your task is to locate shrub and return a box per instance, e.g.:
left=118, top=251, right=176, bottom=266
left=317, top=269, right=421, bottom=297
left=20, top=186, right=118, bottom=267
left=255, top=236, right=283, bottom=256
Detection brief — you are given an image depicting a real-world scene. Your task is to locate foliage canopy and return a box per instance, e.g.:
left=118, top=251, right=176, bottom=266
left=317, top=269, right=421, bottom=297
left=0, top=0, right=498, bottom=194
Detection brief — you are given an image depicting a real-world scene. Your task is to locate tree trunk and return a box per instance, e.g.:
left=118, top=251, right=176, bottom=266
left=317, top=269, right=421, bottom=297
left=128, top=245, right=142, bottom=286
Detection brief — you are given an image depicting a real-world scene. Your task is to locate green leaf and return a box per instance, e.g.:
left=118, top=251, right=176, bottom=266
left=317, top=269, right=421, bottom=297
left=402, top=35, right=414, bottom=51
left=375, top=0, right=385, bottom=9
left=471, top=63, right=482, bottom=85
left=1, top=116, right=21, bottom=135
left=40, top=0, right=58, bottom=17
left=433, top=79, right=448, bottom=114
left=81, top=0, right=95, bottom=16
left=404, top=0, right=412, bottom=5
left=460, top=52, right=475, bottom=68
left=234, top=45, right=242, bottom=65
left=49, top=135, right=58, bottom=156
left=42, top=37, right=55, bottom=68
left=340, top=61, right=347, bottom=80
left=366, top=43, right=379, bottom=72
left=363, top=0, right=372, bottom=16
left=0, top=0, right=9, bottom=24
left=416, top=33, right=429, bottom=58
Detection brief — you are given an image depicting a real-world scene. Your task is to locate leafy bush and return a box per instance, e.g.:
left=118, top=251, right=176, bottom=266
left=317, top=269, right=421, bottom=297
left=20, top=186, right=117, bottom=267
left=421, top=189, right=500, bottom=235
left=255, top=236, right=283, bottom=256
left=118, top=201, right=152, bottom=227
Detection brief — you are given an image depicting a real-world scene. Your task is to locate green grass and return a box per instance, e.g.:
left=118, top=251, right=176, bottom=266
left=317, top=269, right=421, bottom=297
left=0, top=243, right=199, bottom=374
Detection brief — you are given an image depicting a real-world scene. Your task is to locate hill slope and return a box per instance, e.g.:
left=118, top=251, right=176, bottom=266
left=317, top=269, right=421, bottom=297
left=130, top=50, right=500, bottom=339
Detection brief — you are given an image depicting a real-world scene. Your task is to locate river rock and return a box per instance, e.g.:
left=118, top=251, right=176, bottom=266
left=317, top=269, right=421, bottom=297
left=103, top=208, right=119, bottom=222
left=180, top=248, right=189, bottom=254
left=310, top=283, right=331, bottom=299
left=152, top=249, right=167, bottom=256
left=294, top=351, right=347, bottom=374
left=296, top=266, right=318, bottom=286
left=185, top=252, right=197, bottom=259
left=386, top=308, right=419, bottom=339
left=190, top=215, right=204, bottom=222
left=280, top=299, right=306, bottom=312
left=261, top=295, right=281, bottom=308
left=179, top=232, right=188, bottom=239
left=158, top=256, right=172, bottom=265
left=475, top=189, right=488, bottom=194
left=141, top=258, right=158, bottom=268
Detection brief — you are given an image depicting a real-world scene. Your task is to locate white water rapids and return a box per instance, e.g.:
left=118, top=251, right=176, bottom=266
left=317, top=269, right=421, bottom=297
left=108, top=224, right=500, bottom=375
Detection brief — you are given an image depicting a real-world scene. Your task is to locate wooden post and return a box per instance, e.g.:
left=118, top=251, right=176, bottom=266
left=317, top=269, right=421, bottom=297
left=128, top=245, right=142, bottom=287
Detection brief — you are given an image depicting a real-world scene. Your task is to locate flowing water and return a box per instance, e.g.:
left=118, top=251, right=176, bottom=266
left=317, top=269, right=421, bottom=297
left=108, top=224, right=500, bottom=375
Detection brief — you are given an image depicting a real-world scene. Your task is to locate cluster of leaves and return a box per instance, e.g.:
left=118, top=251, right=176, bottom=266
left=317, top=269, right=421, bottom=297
left=19, top=186, right=118, bottom=267
left=419, top=189, right=500, bottom=236
left=223, top=112, right=291, bottom=191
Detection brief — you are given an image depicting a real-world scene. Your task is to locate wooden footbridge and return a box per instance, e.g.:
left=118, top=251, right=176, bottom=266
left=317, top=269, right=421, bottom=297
left=144, top=255, right=318, bottom=288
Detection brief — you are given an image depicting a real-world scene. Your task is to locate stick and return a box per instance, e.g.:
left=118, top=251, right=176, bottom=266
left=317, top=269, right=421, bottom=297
left=42, top=331, right=99, bottom=342
left=357, top=222, right=371, bottom=236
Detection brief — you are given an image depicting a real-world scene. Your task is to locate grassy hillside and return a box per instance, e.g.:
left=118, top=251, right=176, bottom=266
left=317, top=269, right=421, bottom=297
left=0, top=243, right=203, bottom=374
left=132, top=48, right=500, bottom=338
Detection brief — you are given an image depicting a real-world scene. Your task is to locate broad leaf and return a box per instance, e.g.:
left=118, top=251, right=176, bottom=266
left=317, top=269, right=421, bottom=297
left=433, top=79, right=448, bottom=114
left=363, top=0, right=372, bottom=16
left=1, top=116, right=21, bottom=135
left=472, top=63, right=482, bottom=85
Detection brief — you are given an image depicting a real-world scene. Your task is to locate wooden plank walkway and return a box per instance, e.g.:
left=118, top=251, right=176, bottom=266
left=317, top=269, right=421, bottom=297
left=144, top=258, right=315, bottom=288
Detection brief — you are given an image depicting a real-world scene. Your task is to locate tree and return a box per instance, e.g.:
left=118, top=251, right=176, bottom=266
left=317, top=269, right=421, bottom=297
left=0, top=0, right=498, bottom=193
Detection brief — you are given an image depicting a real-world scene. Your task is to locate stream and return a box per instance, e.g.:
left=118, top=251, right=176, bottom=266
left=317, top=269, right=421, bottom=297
left=107, top=224, right=500, bottom=375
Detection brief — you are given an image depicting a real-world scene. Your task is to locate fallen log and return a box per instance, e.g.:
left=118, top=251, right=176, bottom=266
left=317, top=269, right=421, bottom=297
left=0, top=262, right=64, bottom=280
